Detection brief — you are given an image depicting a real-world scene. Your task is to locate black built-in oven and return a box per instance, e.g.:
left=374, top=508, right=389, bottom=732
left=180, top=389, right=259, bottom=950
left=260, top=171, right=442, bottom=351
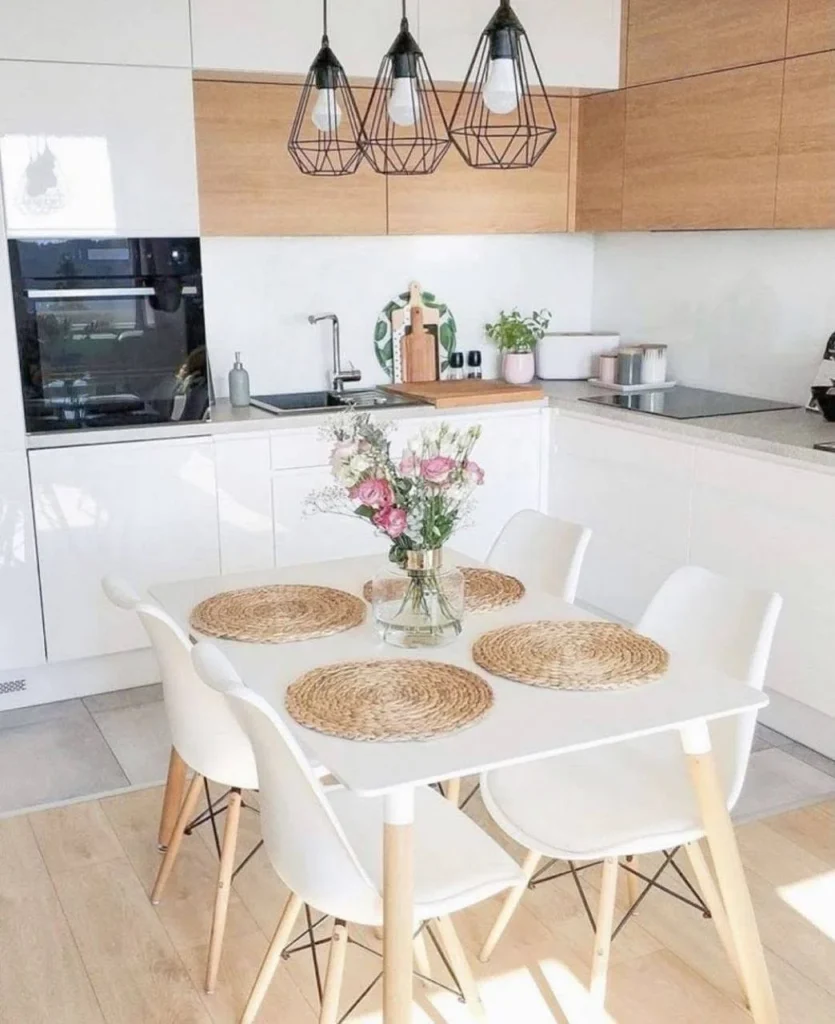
left=9, top=237, right=209, bottom=432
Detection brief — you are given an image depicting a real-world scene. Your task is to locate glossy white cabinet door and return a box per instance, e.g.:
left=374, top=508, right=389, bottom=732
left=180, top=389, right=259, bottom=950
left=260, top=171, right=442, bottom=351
left=0, top=195, right=25, bottom=451
left=416, top=0, right=622, bottom=89
left=191, top=0, right=417, bottom=77
left=215, top=434, right=275, bottom=574
left=0, top=0, right=191, bottom=67
left=30, top=438, right=221, bottom=662
left=0, top=62, right=199, bottom=238
left=0, top=451, right=45, bottom=671
left=273, top=466, right=388, bottom=567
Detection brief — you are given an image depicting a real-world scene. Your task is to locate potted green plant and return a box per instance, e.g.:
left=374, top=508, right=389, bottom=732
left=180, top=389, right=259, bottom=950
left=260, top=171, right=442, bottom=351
left=485, top=308, right=551, bottom=384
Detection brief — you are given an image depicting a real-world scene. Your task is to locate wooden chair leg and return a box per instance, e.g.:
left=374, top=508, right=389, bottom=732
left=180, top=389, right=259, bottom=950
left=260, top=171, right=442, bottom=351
left=205, top=788, right=243, bottom=993
left=436, top=916, right=486, bottom=1022
left=158, top=747, right=188, bottom=851
left=685, top=841, right=748, bottom=1007
left=319, top=920, right=348, bottom=1024
left=625, top=855, right=640, bottom=907
left=413, top=928, right=432, bottom=987
left=150, top=772, right=203, bottom=904
left=241, top=893, right=304, bottom=1024
left=445, top=777, right=462, bottom=806
left=479, top=848, right=541, bottom=963
left=590, top=857, right=619, bottom=1007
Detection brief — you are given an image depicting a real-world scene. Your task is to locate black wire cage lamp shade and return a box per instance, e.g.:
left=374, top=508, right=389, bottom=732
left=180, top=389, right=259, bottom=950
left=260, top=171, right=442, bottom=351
left=361, top=1, right=451, bottom=176
left=288, top=2, right=366, bottom=176
left=449, top=0, right=557, bottom=170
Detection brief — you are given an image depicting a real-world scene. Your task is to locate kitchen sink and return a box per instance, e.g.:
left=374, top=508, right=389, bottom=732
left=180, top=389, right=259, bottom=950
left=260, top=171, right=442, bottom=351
left=250, top=388, right=422, bottom=415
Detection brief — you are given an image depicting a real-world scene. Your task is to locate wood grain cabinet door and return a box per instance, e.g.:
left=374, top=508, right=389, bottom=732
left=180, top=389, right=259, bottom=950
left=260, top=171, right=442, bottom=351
left=622, top=63, right=784, bottom=230
left=387, top=94, right=572, bottom=235
left=786, top=0, right=835, bottom=57
left=625, top=0, right=789, bottom=86
left=574, top=90, right=626, bottom=231
left=194, top=80, right=387, bottom=237
left=775, top=51, right=835, bottom=227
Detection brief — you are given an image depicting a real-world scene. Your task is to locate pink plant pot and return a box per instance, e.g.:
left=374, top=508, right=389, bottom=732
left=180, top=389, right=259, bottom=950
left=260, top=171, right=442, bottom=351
left=503, top=351, right=536, bottom=385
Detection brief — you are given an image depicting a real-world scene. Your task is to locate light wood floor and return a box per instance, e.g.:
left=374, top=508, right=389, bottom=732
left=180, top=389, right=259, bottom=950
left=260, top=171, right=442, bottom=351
left=1, top=783, right=834, bottom=1024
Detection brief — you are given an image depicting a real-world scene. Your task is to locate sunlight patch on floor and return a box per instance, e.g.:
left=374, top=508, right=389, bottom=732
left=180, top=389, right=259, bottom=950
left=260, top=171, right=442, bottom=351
left=777, top=868, right=835, bottom=942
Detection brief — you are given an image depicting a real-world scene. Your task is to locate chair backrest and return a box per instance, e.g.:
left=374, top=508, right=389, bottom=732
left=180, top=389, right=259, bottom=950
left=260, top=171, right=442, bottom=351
left=636, top=565, right=782, bottom=808
left=101, top=575, right=257, bottom=788
left=487, top=509, right=592, bottom=604
left=191, top=641, right=380, bottom=919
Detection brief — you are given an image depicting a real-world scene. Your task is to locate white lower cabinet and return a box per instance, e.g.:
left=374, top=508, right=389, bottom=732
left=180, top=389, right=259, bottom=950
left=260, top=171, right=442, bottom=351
left=0, top=450, right=45, bottom=672
left=30, top=438, right=221, bottom=662
left=215, top=433, right=275, bottom=574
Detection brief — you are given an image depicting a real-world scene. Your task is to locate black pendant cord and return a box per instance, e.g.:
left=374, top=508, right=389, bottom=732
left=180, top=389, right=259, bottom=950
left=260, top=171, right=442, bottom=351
left=322, top=0, right=328, bottom=40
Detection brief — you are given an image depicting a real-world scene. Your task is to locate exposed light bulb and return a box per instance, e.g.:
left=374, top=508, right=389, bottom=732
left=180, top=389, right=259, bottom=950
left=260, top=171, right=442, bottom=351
left=311, top=87, right=342, bottom=133
left=483, top=57, right=519, bottom=115
left=387, top=76, right=421, bottom=127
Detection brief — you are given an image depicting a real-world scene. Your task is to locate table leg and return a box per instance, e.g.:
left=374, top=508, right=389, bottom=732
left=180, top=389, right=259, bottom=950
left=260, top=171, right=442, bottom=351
left=383, top=786, right=415, bottom=1024
left=681, top=721, right=778, bottom=1024
left=158, top=747, right=188, bottom=851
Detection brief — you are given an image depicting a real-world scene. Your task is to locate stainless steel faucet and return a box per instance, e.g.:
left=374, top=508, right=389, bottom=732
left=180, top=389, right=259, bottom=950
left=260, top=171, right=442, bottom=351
left=308, top=313, right=361, bottom=394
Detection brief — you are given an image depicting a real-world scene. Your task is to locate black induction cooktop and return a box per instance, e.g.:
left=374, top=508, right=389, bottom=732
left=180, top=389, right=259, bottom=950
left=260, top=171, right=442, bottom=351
left=579, top=386, right=799, bottom=420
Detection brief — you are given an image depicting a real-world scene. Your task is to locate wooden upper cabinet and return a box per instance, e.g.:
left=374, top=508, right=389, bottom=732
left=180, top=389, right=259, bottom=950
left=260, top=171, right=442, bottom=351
left=786, top=0, right=835, bottom=56
left=776, top=51, right=835, bottom=227
left=625, top=0, right=789, bottom=86
left=387, top=95, right=572, bottom=235
left=622, top=63, right=784, bottom=230
left=193, top=80, right=387, bottom=237
left=574, top=91, right=626, bottom=231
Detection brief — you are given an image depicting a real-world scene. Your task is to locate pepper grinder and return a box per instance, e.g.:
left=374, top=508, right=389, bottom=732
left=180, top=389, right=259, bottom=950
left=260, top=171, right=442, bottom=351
left=228, top=351, right=251, bottom=408
left=467, top=350, right=483, bottom=379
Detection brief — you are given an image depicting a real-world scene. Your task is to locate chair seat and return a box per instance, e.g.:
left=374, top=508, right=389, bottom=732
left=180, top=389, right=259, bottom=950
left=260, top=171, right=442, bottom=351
left=327, top=785, right=524, bottom=926
left=481, top=731, right=738, bottom=861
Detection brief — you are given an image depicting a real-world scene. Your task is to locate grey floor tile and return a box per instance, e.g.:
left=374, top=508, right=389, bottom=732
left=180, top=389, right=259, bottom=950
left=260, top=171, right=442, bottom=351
left=734, top=747, right=835, bottom=824
left=90, top=701, right=171, bottom=786
left=0, top=697, right=90, bottom=733
left=781, top=739, right=835, bottom=780
left=0, top=711, right=129, bottom=814
left=82, top=682, right=162, bottom=714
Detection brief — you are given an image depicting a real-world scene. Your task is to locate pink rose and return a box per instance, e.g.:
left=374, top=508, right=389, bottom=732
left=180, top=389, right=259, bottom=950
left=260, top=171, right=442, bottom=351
left=373, top=505, right=408, bottom=538
left=464, top=460, right=485, bottom=485
left=349, top=478, right=394, bottom=510
left=420, top=455, right=456, bottom=486
left=399, top=451, right=419, bottom=477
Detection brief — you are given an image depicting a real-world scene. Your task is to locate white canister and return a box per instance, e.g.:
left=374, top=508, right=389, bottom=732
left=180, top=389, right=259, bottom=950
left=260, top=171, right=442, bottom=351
left=597, top=352, right=618, bottom=384
left=640, top=344, right=668, bottom=385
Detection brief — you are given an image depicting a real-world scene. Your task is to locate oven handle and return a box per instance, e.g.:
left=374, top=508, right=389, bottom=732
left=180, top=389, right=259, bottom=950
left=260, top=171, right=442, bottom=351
left=25, top=286, right=199, bottom=299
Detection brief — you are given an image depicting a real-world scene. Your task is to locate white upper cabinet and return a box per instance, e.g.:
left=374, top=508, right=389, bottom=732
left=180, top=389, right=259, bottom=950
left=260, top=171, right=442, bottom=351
left=0, top=62, right=199, bottom=238
left=0, top=0, right=192, bottom=67
left=416, top=0, right=623, bottom=89
left=191, top=0, right=417, bottom=78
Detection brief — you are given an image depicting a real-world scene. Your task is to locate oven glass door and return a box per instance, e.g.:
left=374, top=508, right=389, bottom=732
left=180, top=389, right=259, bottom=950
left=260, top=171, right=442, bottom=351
left=18, top=282, right=207, bottom=432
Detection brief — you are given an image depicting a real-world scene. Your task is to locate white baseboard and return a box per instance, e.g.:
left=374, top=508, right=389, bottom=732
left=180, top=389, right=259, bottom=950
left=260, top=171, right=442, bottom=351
left=760, top=688, right=835, bottom=759
left=0, top=648, right=159, bottom=711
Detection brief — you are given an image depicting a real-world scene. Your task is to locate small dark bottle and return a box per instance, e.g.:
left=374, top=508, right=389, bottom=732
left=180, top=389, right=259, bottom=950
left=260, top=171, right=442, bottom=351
left=447, top=351, right=465, bottom=381
left=467, top=350, right=483, bottom=379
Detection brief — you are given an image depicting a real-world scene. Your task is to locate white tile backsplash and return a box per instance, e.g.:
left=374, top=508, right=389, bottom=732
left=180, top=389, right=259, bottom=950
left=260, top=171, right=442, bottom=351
left=202, top=234, right=595, bottom=397
left=591, top=230, right=835, bottom=405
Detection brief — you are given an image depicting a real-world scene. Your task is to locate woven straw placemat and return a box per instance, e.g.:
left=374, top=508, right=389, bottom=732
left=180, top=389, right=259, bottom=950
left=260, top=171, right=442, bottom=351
left=361, top=567, right=525, bottom=613
left=190, top=585, right=365, bottom=644
left=286, top=660, right=494, bottom=741
left=472, top=621, right=669, bottom=691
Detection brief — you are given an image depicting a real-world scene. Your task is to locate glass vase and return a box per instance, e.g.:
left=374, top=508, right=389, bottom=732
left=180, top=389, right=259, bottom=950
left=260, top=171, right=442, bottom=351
left=371, top=549, right=465, bottom=648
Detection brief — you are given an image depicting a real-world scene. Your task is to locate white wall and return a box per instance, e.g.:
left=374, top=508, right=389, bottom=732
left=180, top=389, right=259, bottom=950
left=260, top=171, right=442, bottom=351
left=592, top=231, right=835, bottom=405
left=203, top=234, right=595, bottom=397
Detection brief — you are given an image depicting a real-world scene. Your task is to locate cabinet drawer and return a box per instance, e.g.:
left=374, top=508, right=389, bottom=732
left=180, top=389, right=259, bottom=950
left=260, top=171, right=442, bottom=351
left=270, top=429, right=332, bottom=471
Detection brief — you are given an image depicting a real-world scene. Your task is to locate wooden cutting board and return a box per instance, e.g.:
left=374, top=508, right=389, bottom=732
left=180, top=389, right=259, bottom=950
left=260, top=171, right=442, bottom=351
left=383, top=378, right=544, bottom=408
left=396, top=281, right=439, bottom=383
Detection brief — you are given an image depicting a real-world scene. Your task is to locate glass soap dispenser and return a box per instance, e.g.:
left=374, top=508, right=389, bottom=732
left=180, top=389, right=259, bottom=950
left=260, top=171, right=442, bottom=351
left=228, top=352, right=250, bottom=408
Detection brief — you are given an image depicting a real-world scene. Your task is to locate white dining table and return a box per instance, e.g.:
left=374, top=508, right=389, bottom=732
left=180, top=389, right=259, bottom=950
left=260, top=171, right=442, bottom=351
left=151, top=552, right=778, bottom=1024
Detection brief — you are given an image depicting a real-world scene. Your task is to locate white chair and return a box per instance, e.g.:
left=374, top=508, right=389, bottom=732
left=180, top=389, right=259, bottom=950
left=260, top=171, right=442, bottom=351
left=477, top=566, right=782, bottom=1010
left=487, top=509, right=592, bottom=604
left=191, top=640, right=525, bottom=1024
left=101, top=575, right=259, bottom=994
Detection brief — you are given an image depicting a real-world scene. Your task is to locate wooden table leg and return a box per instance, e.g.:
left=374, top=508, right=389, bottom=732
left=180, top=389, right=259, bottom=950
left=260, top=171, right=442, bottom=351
left=383, top=786, right=415, bottom=1024
left=158, top=747, right=188, bottom=851
left=681, top=721, right=778, bottom=1024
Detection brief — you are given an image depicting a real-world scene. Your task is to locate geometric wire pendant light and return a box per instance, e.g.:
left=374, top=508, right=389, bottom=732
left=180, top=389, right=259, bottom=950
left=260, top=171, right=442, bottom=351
left=288, top=0, right=367, bottom=176
left=449, top=0, right=557, bottom=170
left=361, top=0, right=451, bottom=175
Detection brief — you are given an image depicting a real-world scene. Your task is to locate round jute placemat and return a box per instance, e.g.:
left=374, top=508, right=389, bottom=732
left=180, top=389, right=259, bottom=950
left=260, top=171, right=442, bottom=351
left=190, top=585, right=366, bottom=644
left=285, top=660, right=494, bottom=741
left=472, top=621, right=669, bottom=691
left=361, top=567, right=525, bottom=613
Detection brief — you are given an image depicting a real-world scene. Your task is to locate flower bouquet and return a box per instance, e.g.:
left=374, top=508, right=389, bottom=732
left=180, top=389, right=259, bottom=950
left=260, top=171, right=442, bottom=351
left=307, top=413, right=485, bottom=646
